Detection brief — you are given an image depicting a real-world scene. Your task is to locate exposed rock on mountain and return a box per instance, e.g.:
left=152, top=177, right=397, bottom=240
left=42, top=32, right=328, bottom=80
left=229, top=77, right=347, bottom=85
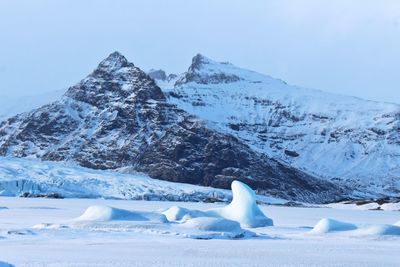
left=0, top=52, right=344, bottom=203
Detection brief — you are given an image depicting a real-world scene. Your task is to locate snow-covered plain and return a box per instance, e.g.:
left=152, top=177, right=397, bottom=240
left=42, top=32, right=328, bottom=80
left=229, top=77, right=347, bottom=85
left=1, top=196, right=399, bottom=267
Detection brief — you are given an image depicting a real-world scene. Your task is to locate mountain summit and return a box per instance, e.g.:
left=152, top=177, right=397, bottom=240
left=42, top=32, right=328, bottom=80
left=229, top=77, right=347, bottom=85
left=175, top=54, right=243, bottom=86
left=65, top=51, right=164, bottom=107
left=97, top=51, right=131, bottom=71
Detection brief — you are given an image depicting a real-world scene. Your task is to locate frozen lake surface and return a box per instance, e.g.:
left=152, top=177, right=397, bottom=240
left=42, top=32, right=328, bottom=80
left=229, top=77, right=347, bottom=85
left=0, top=197, right=399, bottom=267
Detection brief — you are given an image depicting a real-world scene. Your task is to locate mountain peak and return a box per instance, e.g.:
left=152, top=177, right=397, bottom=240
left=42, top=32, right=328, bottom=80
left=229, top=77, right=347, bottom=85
left=175, top=53, right=242, bottom=86
left=64, top=51, right=165, bottom=106
left=190, top=53, right=211, bottom=70
left=97, top=51, right=131, bottom=72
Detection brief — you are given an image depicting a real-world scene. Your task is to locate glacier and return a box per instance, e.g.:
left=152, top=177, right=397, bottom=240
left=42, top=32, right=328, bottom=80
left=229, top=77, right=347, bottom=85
left=0, top=156, right=287, bottom=204
left=0, top=157, right=232, bottom=202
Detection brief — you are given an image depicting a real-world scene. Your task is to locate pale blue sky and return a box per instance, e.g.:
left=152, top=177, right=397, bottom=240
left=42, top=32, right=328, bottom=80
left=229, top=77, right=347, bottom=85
left=0, top=0, right=399, bottom=103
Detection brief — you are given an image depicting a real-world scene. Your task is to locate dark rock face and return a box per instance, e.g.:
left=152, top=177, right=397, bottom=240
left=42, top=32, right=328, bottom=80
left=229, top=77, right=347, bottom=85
left=0, top=52, right=346, bottom=203
left=135, top=120, right=344, bottom=202
left=284, top=150, right=300, bottom=157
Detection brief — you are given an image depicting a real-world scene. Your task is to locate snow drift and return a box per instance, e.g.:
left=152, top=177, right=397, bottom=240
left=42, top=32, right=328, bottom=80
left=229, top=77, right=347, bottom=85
left=75, top=205, right=167, bottom=223
left=310, top=218, right=357, bottom=234
left=353, top=225, right=400, bottom=236
left=311, top=218, right=400, bottom=237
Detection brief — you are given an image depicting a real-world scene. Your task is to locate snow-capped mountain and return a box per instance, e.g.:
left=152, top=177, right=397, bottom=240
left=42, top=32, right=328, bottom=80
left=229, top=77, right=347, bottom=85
left=157, top=54, right=400, bottom=197
left=0, top=52, right=342, bottom=203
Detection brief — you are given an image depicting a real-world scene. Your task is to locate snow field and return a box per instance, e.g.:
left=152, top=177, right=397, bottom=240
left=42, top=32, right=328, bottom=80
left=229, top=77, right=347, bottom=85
left=1, top=196, right=400, bottom=266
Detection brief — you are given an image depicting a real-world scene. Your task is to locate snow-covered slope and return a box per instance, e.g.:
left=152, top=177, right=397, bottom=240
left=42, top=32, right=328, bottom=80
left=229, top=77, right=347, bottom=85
left=0, top=52, right=343, bottom=203
left=159, top=54, right=400, bottom=197
left=0, top=90, right=64, bottom=121
left=0, top=156, right=232, bottom=201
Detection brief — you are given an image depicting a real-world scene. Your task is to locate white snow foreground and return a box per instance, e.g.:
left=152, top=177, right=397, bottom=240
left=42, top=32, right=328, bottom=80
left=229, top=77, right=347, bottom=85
left=1, top=197, right=400, bottom=266
left=311, top=218, right=400, bottom=236
left=66, top=181, right=273, bottom=239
